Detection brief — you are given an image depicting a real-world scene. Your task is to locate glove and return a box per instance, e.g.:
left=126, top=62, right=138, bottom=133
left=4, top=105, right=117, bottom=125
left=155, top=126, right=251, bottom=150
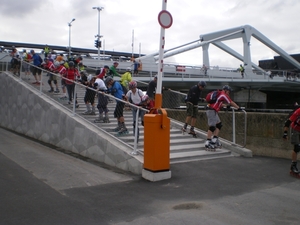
left=283, top=131, right=288, bottom=140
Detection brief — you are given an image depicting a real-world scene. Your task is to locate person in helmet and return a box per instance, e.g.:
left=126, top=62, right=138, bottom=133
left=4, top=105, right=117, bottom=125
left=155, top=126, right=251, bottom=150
left=205, top=85, right=241, bottom=150
left=125, top=81, right=144, bottom=140
left=42, top=57, right=59, bottom=93
left=182, top=81, right=207, bottom=136
left=282, top=102, right=300, bottom=175
left=120, top=67, right=132, bottom=94
left=105, top=76, right=128, bottom=134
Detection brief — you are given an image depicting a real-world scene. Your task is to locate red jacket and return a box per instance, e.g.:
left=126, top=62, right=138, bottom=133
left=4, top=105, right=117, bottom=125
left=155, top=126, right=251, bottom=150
left=55, top=65, right=67, bottom=75
left=290, top=108, right=300, bottom=132
left=63, top=68, right=80, bottom=85
left=96, top=68, right=107, bottom=79
left=43, top=61, right=55, bottom=71
left=208, top=91, right=232, bottom=112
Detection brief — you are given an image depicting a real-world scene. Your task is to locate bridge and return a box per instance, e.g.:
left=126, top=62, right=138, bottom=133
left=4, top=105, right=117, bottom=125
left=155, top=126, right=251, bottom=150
left=1, top=24, right=300, bottom=107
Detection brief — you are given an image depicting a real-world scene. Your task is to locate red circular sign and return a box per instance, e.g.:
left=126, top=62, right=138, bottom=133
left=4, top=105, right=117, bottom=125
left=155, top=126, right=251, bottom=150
left=158, top=10, right=173, bottom=29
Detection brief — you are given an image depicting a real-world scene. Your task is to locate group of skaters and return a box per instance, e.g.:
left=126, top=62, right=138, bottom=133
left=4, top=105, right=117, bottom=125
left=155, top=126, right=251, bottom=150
left=90, top=71, right=155, bottom=136
left=182, top=80, right=300, bottom=176
left=182, top=82, right=241, bottom=151
left=10, top=47, right=299, bottom=174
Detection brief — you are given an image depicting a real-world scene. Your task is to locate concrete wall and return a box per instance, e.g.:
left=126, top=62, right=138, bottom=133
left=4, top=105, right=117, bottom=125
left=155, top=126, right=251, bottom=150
left=167, top=110, right=299, bottom=160
left=0, top=72, right=143, bottom=174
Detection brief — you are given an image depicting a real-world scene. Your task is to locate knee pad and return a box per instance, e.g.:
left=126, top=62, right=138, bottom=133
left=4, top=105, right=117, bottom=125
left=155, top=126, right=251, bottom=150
left=47, top=80, right=51, bottom=85
left=294, top=144, right=300, bottom=153
left=216, top=122, right=223, bottom=130
left=209, top=126, right=216, bottom=132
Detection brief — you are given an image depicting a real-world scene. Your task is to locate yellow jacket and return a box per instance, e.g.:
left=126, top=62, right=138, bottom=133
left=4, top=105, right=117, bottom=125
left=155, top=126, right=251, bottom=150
left=120, top=72, right=132, bottom=88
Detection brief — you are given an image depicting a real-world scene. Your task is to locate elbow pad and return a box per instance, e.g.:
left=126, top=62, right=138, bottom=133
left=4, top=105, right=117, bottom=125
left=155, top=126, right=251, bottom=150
left=284, top=119, right=292, bottom=128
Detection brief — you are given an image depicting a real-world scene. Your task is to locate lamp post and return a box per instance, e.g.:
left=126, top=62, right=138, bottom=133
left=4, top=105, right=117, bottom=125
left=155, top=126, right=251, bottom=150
left=68, top=18, right=75, bottom=60
left=92, top=6, right=104, bottom=61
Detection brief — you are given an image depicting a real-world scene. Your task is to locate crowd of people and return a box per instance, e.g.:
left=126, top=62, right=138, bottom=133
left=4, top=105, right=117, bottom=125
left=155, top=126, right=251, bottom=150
left=9, top=46, right=299, bottom=176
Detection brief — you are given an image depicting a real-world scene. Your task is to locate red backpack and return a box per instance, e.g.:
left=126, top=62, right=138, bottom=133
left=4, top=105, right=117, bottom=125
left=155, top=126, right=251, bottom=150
left=205, top=90, right=222, bottom=104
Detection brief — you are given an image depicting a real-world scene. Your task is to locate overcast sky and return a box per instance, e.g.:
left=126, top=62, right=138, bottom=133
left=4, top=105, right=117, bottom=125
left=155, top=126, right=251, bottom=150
left=1, top=0, right=299, bottom=68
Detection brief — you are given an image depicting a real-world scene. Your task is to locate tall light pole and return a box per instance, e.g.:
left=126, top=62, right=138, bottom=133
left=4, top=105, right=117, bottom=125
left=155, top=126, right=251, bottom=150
left=68, top=18, right=75, bottom=59
left=92, top=6, right=104, bottom=61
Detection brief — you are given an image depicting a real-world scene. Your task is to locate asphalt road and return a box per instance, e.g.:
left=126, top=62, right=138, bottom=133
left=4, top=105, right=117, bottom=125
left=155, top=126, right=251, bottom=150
left=0, top=127, right=299, bottom=225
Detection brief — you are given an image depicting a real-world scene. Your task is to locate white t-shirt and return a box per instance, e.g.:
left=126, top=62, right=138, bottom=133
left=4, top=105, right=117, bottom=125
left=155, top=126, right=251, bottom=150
left=126, top=89, right=144, bottom=105
left=95, top=78, right=107, bottom=91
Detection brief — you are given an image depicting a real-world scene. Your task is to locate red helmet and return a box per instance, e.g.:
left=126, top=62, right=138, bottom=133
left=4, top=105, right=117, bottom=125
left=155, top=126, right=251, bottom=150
left=141, top=95, right=149, bottom=102
left=128, top=81, right=137, bottom=89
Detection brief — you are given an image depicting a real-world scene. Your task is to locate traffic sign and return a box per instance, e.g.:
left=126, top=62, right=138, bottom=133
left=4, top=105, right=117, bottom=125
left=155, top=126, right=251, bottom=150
left=158, top=10, right=173, bottom=29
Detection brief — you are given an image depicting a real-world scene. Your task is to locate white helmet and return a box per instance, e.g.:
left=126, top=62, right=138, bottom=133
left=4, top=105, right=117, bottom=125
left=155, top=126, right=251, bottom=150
left=126, top=67, right=131, bottom=71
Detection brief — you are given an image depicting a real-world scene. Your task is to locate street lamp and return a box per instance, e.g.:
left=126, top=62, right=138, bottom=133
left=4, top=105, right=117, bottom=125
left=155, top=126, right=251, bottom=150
left=68, top=18, right=75, bottom=59
left=92, top=6, right=104, bottom=61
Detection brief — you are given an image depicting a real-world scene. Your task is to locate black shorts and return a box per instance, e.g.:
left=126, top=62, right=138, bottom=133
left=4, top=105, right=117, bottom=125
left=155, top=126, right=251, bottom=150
left=114, top=101, right=125, bottom=118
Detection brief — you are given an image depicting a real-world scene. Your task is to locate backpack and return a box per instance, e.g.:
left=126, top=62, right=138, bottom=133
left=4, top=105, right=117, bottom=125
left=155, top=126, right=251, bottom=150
left=205, top=90, right=221, bottom=104
left=38, top=55, right=43, bottom=64
left=129, top=89, right=143, bottom=104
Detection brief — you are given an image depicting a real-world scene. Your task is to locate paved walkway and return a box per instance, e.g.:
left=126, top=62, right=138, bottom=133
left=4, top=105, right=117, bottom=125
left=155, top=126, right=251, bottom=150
left=0, top=126, right=299, bottom=225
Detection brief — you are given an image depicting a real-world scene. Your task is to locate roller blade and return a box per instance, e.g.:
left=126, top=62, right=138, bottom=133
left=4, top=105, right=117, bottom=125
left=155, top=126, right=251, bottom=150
left=205, top=143, right=216, bottom=152
left=94, top=118, right=110, bottom=123
left=290, top=171, right=300, bottom=178
left=106, top=127, right=121, bottom=132
left=182, top=127, right=187, bottom=135
left=115, top=130, right=129, bottom=137
left=215, top=141, right=222, bottom=149
left=188, top=131, right=198, bottom=138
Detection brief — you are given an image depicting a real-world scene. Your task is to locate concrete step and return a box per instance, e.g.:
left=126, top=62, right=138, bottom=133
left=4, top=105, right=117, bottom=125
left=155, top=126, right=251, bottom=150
left=28, top=75, right=235, bottom=163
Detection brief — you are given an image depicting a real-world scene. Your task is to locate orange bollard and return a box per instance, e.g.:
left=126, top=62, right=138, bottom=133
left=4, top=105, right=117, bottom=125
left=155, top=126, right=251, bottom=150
left=142, top=108, right=171, bottom=181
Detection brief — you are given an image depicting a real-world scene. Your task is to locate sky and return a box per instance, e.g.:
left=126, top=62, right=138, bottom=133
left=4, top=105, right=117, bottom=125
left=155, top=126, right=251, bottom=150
left=1, top=0, right=299, bottom=69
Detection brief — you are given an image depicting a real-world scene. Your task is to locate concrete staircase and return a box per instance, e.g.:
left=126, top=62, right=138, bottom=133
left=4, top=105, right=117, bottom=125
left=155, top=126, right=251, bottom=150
left=22, top=75, right=234, bottom=163
left=72, top=87, right=234, bottom=163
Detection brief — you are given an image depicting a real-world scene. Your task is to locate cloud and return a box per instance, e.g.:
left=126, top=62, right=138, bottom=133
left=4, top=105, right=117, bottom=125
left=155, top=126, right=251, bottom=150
left=0, top=0, right=299, bottom=68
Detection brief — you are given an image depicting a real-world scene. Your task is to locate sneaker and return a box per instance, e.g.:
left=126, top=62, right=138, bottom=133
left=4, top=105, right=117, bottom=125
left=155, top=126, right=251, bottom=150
left=89, top=111, right=96, bottom=115
left=60, top=96, right=68, bottom=100
left=48, top=89, right=54, bottom=93
left=32, top=81, right=38, bottom=84
left=182, top=127, right=187, bottom=132
left=76, top=104, right=79, bottom=108
left=68, top=101, right=72, bottom=104
left=54, top=90, right=60, bottom=93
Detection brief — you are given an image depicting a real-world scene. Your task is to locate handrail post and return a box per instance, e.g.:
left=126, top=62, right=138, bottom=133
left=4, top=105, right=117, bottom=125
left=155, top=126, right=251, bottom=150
left=232, top=108, right=236, bottom=144
left=72, top=83, right=77, bottom=116
left=131, top=107, right=140, bottom=155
